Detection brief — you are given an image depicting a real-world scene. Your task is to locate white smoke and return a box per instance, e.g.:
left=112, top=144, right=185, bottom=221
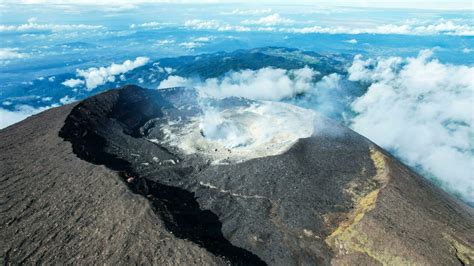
left=199, top=108, right=251, bottom=149
left=348, top=50, right=474, bottom=204
left=156, top=66, right=320, bottom=163
left=156, top=101, right=316, bottom=164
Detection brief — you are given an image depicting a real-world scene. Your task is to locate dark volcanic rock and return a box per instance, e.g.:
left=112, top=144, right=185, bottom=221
left=0, top=94, right=225, bottom=265
left=1, top=85, right=473, bottom=265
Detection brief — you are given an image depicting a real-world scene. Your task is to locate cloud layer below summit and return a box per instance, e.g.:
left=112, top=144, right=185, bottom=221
left=348, top=50, right=474, bottom=203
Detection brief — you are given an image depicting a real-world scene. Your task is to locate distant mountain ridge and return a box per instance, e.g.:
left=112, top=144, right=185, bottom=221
left=0, top=47, right=349, bottom=110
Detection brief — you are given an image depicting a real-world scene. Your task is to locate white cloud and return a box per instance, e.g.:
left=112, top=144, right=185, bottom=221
left=179, top=41, right=203, bottom=49
left=242, top=13, right=294, bottom=26
left=413, top=20, right=474, bottom=36
left=182, top=17, right=473, bottom=36
left=348, top=50, right=474, bottom=204
left=154, top=39, right=175, bottom=46
left=193, top=36, right=212, bottom=42
left=130, top=21, right=172, bottom=29
left=158, top=75, right=195, bottom=89
left=158, top=66, right=318, bottom=101
left=59, top=95, right=76, bottom=104
left=200, top=67, right=317, bottom=100
left=184, top=19, right=250, bottom=32
left=176, top=17, right=473, bottom=36
left=184, top=19, right=221, bottom=30
left=6, top=0, right=226, bottom=5
left=0, top=19, right=104, bottom=32
left=462, top=48, right=472, bottom=54
left=62, top=78, right=84, bottom=88
left=216, top=25, right=251, bottom=32
left=104, top=3, right=137, bottom=12
left=2, top=0, right=472, bottom=10
left=0, top=105, right=54, bottom=129
left=222, top=8, right=272, bottom=15
left=288, top=20, right=474, bottom=36
left=303, top=73, right=346, bottom=116
left=344, top=39, right=358, bottom=44
left=74, top=57, right=149, bottom=90
left=0, top=48, right=27, bottom=60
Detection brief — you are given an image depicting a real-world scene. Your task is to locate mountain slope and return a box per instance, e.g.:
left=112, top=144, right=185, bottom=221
left=0, top=98, right=227, bottom=265
left=1, top=85, right=473, bottom=265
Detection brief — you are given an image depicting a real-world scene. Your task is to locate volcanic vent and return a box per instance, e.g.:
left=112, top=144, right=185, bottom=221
left=147, top=96, right=317, bottom=164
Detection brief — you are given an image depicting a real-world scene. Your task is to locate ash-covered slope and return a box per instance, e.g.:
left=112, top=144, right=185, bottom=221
left=1, top=85, right=473, bottom=265
left=0, top=90, right=228, bottom=265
